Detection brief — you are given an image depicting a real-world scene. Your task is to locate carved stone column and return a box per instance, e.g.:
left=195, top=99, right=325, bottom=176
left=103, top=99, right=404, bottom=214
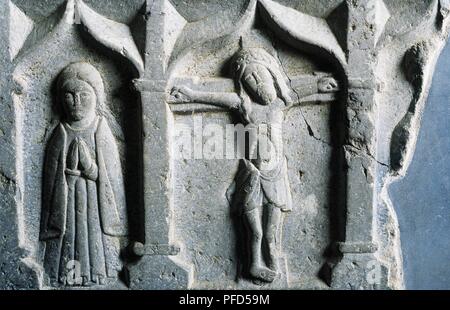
left=125, top=0, right=193, bottom=289
left=0, top=1, right=40, bottom=289
left=331, top=0, right=390, bottom=289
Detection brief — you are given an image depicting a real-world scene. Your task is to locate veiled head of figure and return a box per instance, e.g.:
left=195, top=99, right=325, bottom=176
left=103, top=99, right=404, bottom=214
left=57, top=62, right=105, bottom=122
left=60, top=79, right=96, bottom=121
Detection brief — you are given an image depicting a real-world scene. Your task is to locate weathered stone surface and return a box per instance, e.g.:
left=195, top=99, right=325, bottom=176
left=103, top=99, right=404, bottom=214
left=0, top=0, right=449, bottom=290
left=390, top=38, right=450, bottom=290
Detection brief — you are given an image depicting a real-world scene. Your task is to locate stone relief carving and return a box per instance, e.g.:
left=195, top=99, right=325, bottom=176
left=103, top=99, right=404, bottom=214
left=5, top=0, right=144, bottom=289
left=1, top=0, right=450, bottom=290
left=40, top=63, right=128, bottom=287
left=170, top=46, right=339, bottom=283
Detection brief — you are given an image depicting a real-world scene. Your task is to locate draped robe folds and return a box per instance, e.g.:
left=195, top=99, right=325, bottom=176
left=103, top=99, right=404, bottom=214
left=226, top=98, right=293, bottom=216
left=227, top=158, right=293, bottom=215
left=40, top=116, right=127, bottom=286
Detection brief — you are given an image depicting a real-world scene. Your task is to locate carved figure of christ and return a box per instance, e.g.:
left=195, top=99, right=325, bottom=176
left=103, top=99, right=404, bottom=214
left=169, top=48, right=339, bottom=283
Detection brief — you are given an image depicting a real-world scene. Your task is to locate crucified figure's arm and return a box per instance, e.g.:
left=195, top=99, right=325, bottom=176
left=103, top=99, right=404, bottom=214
left=288, top=74, right=340, bottom=108
left=169, top=85, right=241, bottom=110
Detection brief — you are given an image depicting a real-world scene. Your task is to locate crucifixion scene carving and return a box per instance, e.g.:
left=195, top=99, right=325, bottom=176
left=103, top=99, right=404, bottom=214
left=0, top=0, right=449, bottom=291
left=169, top=45, right=339, bottom=284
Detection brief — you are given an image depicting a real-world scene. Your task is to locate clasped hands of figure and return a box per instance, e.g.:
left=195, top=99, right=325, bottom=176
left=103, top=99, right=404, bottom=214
left=65, top=138, right=97, bottom=180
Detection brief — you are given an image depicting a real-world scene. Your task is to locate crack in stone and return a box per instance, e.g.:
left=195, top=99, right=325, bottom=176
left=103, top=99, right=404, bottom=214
left=373, top=156, right=389, bottom=168
left=0, top=171, right=21, bottom=204
left=344, top=144, right=389, bottom=168
left=272, top=47, right=332, bottom=148
left=272, top=44, right=385, bottom=162
left=0, top=171, right=16, bottom=186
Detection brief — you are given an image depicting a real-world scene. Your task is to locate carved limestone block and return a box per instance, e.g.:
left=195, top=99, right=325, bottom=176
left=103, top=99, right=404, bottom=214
left=0, top=0, right=449, bottom=290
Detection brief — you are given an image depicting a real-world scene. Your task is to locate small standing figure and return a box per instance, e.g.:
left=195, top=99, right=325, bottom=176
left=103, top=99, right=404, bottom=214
left=171, top=48, right=338, bottom=283
left=40, top=62, right=128, bottom=287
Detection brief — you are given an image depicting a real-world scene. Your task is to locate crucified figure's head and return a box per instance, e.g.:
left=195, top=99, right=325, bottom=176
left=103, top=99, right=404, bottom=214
left=233, top=48, right=293, bottom=106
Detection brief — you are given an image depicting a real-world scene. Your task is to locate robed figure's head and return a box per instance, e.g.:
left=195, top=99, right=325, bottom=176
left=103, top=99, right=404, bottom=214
left=57, top=62, right=105, bottom=122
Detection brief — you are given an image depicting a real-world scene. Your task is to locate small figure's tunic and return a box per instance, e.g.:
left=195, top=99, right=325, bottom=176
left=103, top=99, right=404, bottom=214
left=227, top=98, right=293, bottom=215
left=227, top=158, right=293, bottom=215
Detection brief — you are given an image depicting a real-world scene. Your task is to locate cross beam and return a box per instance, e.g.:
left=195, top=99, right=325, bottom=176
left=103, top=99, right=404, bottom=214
left=330, top=0, right=391, bottom=289
left=168, top=74, right=338, bottom=113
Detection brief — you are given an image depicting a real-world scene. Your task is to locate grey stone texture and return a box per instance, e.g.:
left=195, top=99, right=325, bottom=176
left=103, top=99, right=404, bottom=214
left=0, top=0, right=448, bottom=290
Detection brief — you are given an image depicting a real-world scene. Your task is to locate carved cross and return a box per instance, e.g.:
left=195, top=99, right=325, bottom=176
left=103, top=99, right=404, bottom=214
left=126, top=0, right=340, bottom=287
left=167, top=44, right=339, bottom=284
left=330, top=0, right=391, bottom=289
left=169, top=74, right=338, bottom=114
left=126, top=0, right=194, bottom=289
left=341, top=0, right=390, bottom=253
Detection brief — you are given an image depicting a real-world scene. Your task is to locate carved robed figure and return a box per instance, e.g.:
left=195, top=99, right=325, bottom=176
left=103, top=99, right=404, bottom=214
left=40, top=62, right=127, bottom=287
left=171, top=47, right=338, bottom=283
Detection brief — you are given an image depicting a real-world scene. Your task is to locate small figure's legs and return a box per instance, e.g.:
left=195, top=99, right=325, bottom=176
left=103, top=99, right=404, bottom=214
left=265, top=204, right=282, bottom=272
left=244, top=208, right=276, bottom=283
